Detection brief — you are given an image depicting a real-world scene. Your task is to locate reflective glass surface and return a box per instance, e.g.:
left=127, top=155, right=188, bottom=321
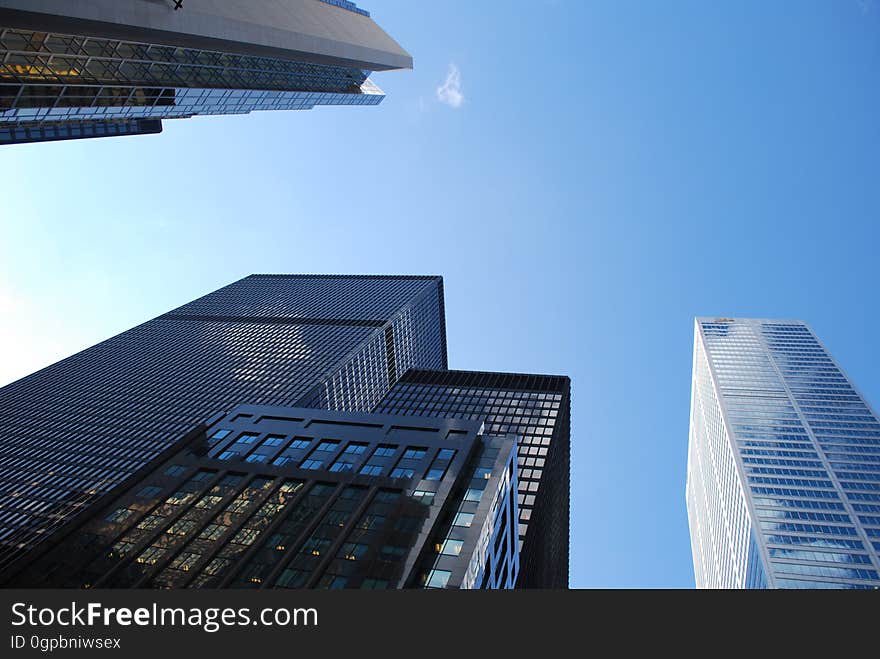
left=687, top=318, right=880, bottom=588
left=0, top=275, right=446, bottom=571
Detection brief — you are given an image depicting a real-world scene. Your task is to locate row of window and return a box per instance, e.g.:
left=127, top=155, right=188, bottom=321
left=209, top=428, right=459, bottom=482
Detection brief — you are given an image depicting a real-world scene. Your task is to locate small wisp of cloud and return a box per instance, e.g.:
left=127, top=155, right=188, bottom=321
left=436, top=63, right=464, bottom=109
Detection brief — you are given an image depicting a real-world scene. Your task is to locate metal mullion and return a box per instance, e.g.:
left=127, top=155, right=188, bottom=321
left=144, top=474, right=279, bottom=589
left=110, top=56, right=126, bottom=85
left=259, top=483, right=345, bottom=588
left=213, top=480, right=312, bottom=588
left=213, top=481, right=340, bottom=589
left=48, top=83, right=64, bottom=113
left=89, top=470, right=229, bottom=588
left=76, top=54, right=95, bottom=85
left=302, top=486, right=376, bottom=589
left=123, top=86, right=139, bottom=111
left=171, top=62, right=188, bottom=89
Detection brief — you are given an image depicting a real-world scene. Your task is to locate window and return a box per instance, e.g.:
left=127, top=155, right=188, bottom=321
left=358, top=514, right=386, bottom=530
left=361, top=578, right=388, bottom=589
left=164, top=465, right=186, bottom=477
left=218, top=451, right=237, bottom=461
left=137, top=515, right=164, bottom=530
left=236, top=433, right=259, bottom=445
left=136, top=546, right=166, bottom=566
left=474, top=467, right=493, bottom=479
left=276, top=568, right=308, bottom=589
left=289, top=438, right=311, bottom=450
left=302, top=537, right=331, bottom=556
left=453, top=512, right=474, bottom=527
left=375, top=490, right=400, bottom=503
left=105, top=507, right=134, bottom=524
left=169, top=552, right=200, bottom=572
left=245, top=565, right=267, bottom=585
left=211, top=429, right=231, bottom=440
left=413, top=490, right=435, bottom=505
left=440, top=539, right=464, bottom=556
left=391, top=467, right=415, bottom=479
left=301, top=459, right=323, bottom=470
left=202, top=558, right=231, bottom=576
left=379, top=545, right=406, bottom=561
left=360, top=464, right=383, bottom=476
left=324, top=510, right=349, bottom=526
left=436, top=449, right=456, bottom=461
left=135, top=486, right=162, bottom=498
left=373, top=445, right=396, bottom=458
left=464, top=488, right=483, bottom=503
left=329, top=461, right=353, bottom=473
left=272, top=456, right=291, bottom=467
left=199, top=524, right=226, bottom=541
left=318, top=575, right=348, bottom=590
left=262, top=435, right=285, bottom=447
left=395, top=516, right=421, bottom=532
left=425, top=569, right=452, bottom=588
left=344, top=442, right=368, bottom=455
left=314, top=440, right=340, bottom=452
left=424, top=468, right=445, bottom=481
left=110, top=540, right=134, bottom=558
left=231, top=528, right=259, bottom=546
left=339, top=542, right=369, bottom=561
left=166, top=520, right=197, bottom=536
left=403, top=447, right=428, bottom=460
left=245, top=454, right=267, bottom=464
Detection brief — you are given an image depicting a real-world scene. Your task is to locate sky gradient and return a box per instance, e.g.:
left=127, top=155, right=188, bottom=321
left=1, top=0, right=879, bottom=588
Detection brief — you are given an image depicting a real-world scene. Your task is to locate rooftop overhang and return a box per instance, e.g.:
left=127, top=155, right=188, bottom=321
left=0, top=0, right=413, bottom=71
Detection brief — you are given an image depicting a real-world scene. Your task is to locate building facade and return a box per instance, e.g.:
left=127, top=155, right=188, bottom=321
left=374, top=369, right=570, bottom=588
left=0, top=0, right=411, bottom=144
left=2, top=405, right=519, bottom=590
left=0, top=275, right=446, bottom=573
left=686, top=317, right=880, bottom=589
left=0, top=274, right=570, bottom=589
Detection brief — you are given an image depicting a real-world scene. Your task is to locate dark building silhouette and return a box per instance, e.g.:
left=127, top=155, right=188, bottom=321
left=374, top=370, right=571, bottom=588
left=0, top=275, right=446, bottom=573
left=0, top=0, right=411, bottom=144
left=3, top=406, right=519, bottom=590
left=0, top=275, right=569, bottom=588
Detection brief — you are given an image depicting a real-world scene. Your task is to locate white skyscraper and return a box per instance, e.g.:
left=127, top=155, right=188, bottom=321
left=686, top=318, right=880, bottom=589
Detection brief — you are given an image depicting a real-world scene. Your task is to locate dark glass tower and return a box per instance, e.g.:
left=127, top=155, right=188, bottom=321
left=0, top=274, right=570, bottom=589
left=373, top=370, right=571, bottom=588
left=2, top=405, right=519, bottom=590
left=0, top=275, right=446, bottom=573
left=0, top=0, right=411, bottom=144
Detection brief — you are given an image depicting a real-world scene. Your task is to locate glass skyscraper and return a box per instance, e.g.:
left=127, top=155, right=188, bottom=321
left=0, top=0, right=411, bottom=144
left=0, top=275, right=445, bottom=573
left=3, top=405, right=519, bottom=590
left=374, top=369, right=570, bottom=588
left=0, top=274, right=570, bottom=589
left=686, top=317, right=880, bottom=589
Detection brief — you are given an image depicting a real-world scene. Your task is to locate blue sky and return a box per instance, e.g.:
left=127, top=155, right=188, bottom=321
left=1, top=0, right=879, bottom=588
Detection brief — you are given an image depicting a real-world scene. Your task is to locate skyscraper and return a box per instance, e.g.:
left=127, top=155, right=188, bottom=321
left=2, top=405, right=519, bottom=590
left=686, top=318, right=880, bottom=589
left=0, top=275, right=446, bottom=573
left=0, top=274, right=569, bottom=589
left=374, top=370, right=570, bottom=588
left=0, top=0, right=411, bottom=144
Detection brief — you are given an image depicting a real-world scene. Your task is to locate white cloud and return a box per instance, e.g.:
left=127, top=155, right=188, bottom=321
left=436, top=63, right=464, bottom=109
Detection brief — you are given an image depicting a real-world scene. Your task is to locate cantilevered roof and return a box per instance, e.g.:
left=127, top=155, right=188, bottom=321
left=0, top=0, right=412, bottom=71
